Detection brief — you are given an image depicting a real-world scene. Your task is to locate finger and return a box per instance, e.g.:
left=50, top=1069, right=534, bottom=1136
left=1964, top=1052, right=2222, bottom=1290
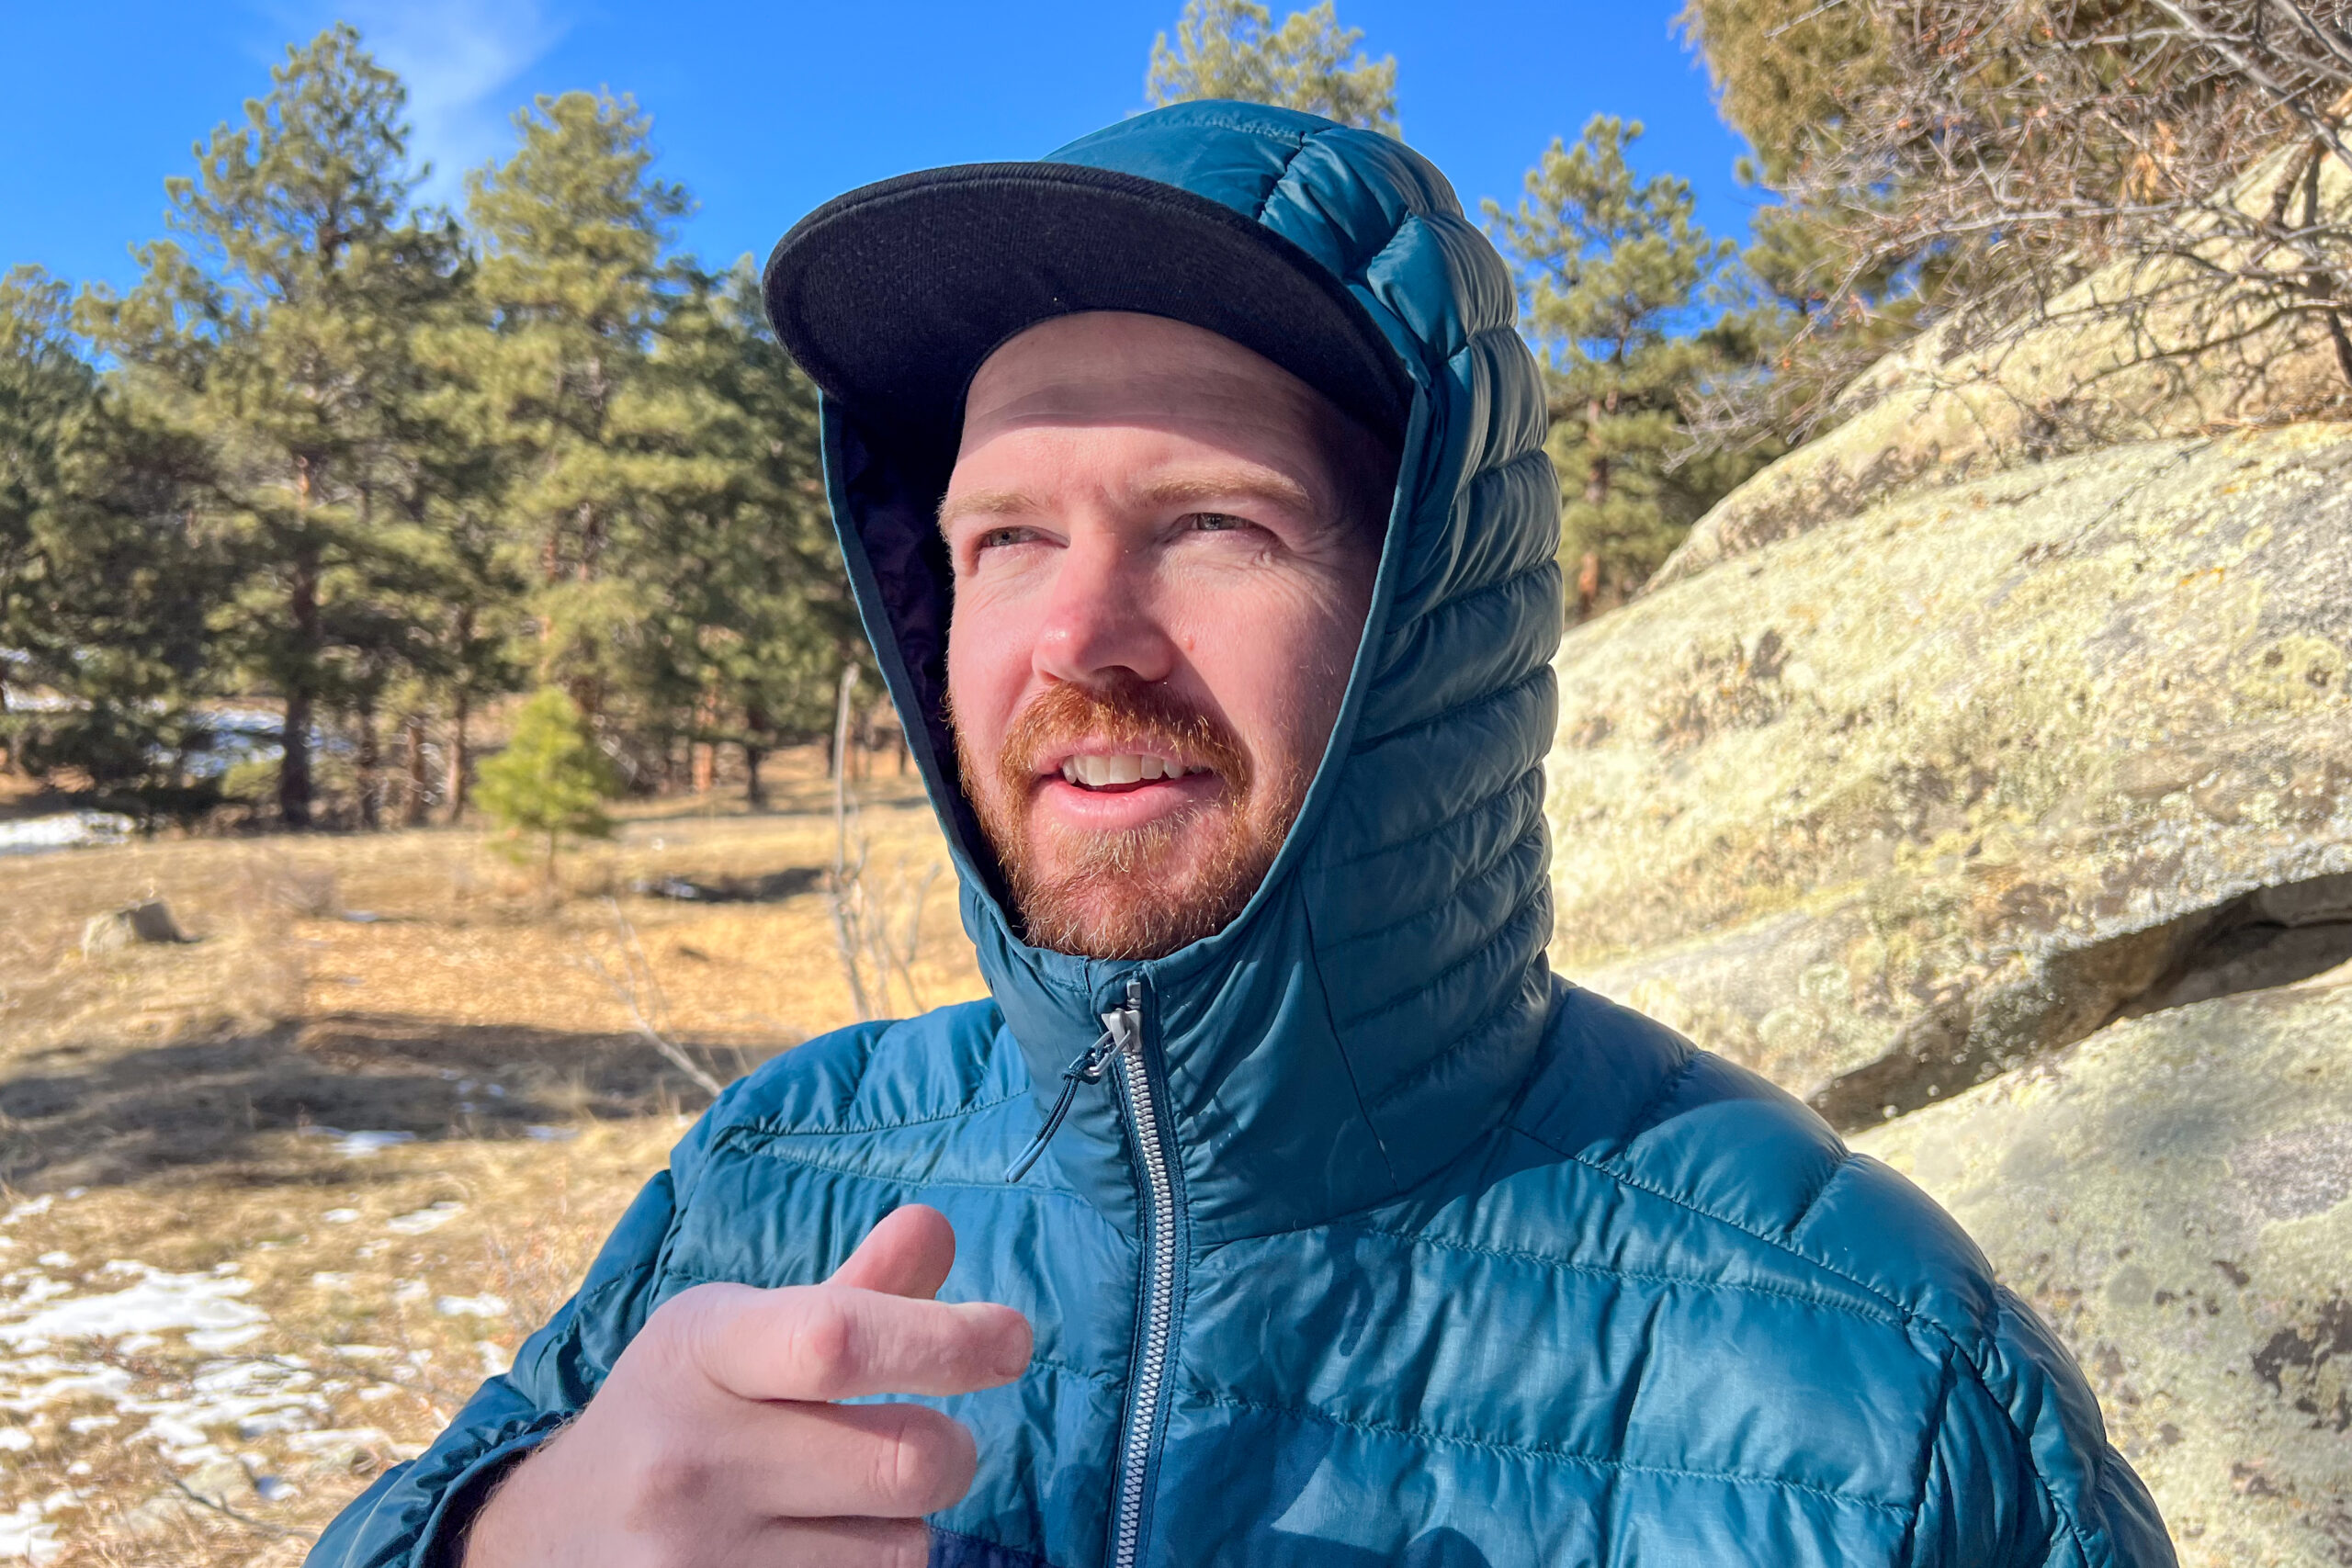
left=691, top=1282, right=1032, bottom=1403
left=829, top=1204, right=956, bottom=1300
left=722, top=1399, right=977, bottom=1519
left=753, top=1516, right=929, bottom=1568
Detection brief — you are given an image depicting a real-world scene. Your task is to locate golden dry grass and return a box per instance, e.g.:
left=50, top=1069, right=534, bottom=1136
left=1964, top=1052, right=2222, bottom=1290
left=0, top=761, right=983, bottom=1562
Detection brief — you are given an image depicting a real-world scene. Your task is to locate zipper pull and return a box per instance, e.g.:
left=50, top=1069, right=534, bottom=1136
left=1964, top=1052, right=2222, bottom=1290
left=1004, top=980, right=1143, bottom=1184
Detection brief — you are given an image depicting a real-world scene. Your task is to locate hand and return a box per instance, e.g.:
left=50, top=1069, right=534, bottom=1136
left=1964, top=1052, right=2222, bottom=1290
left=460, top=1205, right=1032, bottom=1567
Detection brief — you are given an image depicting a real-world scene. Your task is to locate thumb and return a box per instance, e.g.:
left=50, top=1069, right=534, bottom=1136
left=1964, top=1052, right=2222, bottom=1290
left=828, top=1203, right=956, bottom=1299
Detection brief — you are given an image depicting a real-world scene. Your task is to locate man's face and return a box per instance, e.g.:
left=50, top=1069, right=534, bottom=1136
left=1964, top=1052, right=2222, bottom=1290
left=942, top=311, right=1388, bottom=959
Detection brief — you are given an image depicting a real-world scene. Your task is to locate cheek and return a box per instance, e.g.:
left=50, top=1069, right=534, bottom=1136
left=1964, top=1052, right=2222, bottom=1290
left=944, top=603, right=1025, bottom=765
left=1170, top=573, right=1366, bottom=757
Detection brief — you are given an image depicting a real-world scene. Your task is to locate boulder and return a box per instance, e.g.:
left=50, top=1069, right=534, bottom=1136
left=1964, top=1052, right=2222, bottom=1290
left=1855, top=971, right=2352, bottom=1567
left=79, top=899, right=191, bottom=956
left=1549, top=424, right=2352, bottom=1124
left=1650, top=149, right=2352, bottom=593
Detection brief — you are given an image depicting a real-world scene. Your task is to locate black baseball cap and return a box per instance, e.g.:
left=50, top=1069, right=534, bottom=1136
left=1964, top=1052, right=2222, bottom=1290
left=762, top=159, right=1414, bottom=473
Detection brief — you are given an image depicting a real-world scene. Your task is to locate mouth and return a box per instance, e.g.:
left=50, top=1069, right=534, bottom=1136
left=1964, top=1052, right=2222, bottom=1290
left=1051, top=752, right=1216, bottom=794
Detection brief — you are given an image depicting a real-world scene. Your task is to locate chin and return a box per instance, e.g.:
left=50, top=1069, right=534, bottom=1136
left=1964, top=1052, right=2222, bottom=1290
left=1012, top=831, right=1261, bottom=960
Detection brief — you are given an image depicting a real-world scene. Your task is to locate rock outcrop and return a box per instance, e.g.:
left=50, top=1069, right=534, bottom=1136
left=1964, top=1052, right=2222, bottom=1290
left=1651, top=147, right=2352, bottom=594
left=1549, top=424, right=2352, bottom=1124
left=1856, top=970, right=2352, bottom=1568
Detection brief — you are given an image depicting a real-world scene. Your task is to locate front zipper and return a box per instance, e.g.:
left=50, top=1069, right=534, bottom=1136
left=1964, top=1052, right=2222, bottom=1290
left=999, top=976, right=1182, bottom=1568
left=1105, top=976, right=1179, bottom=1568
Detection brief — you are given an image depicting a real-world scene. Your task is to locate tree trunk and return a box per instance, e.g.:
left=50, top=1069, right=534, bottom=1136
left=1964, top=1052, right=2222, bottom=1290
left=402, top=712, right=430, bottom=827
left=445, top=690, right=471, bottom=824
left=279, top=685, right=313, bottom=828
left=743, top=701, right=771, bottom=809
left=355, top=701, right=380, bottom=830
left=691, top=685, right=721, bottom=795
left=278, top=468, right=321, bottom=827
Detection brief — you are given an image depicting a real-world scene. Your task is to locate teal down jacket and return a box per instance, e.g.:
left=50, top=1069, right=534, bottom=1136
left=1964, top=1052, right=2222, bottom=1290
left=312, top=103, right=2175, bottom=1568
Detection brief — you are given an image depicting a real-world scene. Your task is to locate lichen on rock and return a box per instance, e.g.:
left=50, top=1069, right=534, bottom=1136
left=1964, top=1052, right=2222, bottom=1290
left=1856, top=976, right=2352, bottom=1568
left=1549, top=425, right=2352, bottom=1123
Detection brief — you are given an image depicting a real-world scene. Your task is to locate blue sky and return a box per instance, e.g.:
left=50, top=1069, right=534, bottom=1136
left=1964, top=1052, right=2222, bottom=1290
left=1, top=1, right=1756, bottom=294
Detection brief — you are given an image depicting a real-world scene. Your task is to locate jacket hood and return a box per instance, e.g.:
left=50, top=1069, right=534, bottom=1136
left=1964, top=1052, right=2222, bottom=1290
left=816, top=100, right=1561, bottom=1241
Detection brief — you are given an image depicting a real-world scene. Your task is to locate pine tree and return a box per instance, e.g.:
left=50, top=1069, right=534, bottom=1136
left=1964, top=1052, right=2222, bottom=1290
left=648, top=261, right=865, bottom=806
left=0, top=266, right=218, bottom=804
left=82, top=25, right=465, bottom=826
left=1147, top=1, right=1398, bottom=134
left=1487, top=118, right=1760, bottom=616
left=393, top=248, right=525, bottom=824
left=465, top=90, right=692, bottom=728
left=476, top=685, right=620, bottom=885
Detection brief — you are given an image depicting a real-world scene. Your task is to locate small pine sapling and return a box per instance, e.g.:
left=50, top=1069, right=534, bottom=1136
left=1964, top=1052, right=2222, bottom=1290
left=476, top=687, right=621, bottom=888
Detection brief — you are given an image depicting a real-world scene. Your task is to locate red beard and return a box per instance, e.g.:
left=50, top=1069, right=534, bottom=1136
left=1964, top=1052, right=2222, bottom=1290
left=954, top=677, right=1306, bottom=959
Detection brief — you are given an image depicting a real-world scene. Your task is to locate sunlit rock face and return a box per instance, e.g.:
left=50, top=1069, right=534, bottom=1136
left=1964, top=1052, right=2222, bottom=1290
left=1856, top=976, right=2352, bottom=1568
left=1547, top=424, right=2352, bottom=1125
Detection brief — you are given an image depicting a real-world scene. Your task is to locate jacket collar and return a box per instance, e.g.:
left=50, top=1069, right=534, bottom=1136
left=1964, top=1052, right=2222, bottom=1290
left=820, top=102, right=1562, bottom=1243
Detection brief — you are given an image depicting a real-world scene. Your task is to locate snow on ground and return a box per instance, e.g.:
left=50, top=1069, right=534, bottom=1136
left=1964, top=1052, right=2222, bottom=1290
left=0, top=1197, right=504, bottom=1557
left=0, top=1498, right=59, bottom=1562
left=0, top=814, right=134, bottom=859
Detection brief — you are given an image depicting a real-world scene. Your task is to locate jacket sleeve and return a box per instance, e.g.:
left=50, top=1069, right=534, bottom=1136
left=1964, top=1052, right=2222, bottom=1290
left=1914, top=1285, right=2177, bottom=1568
left=305, top=1101, right=732, bottom=1568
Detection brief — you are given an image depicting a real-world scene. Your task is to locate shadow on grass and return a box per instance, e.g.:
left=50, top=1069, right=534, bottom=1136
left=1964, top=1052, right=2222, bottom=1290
left=0, top=1010, right=791, bottom=1189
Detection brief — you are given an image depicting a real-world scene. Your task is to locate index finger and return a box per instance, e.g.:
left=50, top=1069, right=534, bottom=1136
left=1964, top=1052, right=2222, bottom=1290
left=687, top=1281, right=1032, bottom=1404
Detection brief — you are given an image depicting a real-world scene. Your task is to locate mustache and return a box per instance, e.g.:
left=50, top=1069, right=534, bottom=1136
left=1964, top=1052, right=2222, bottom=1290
left=997, top=679, right=1250, bottom=794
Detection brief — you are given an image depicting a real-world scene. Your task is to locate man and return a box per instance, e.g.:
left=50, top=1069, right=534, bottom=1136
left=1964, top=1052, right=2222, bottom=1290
left=313, top=102, right=2174, bottom=1568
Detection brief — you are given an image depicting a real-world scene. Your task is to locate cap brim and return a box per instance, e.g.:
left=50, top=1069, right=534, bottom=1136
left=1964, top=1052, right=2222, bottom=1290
left=763, top=162, right=1413, bottom=472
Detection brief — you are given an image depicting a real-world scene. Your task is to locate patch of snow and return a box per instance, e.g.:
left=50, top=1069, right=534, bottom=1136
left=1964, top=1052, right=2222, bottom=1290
left=305, top=1129, right=417, bottom=1158
left=477, top=1339, right=513, bottom=1376
left=0, top=1498, right=59, bottom=1562
left=0, top=811, right=134, bottom=859
left=2, top=1198, right=52, bottom=1226
left=0, top=1266, right=264, bottom=1348
left=435, top=1293, right=507, bottom=1319
left=0, top=1427, right=28, bottom=1450
left=286, top=1426, right=389, bottom=1454
left=33, top=1254, right=69, bottom=1269
left=321, top=1208, right=361, bottom=1224
left=386, top=1201, right=463, bottom=1235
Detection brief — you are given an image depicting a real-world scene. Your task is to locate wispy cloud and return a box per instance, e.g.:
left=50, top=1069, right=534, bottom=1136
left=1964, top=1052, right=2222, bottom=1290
left=264, top=0, right=567, bottom=204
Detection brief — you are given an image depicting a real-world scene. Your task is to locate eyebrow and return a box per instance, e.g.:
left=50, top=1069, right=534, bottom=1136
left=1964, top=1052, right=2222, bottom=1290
left=937, top=465, right=1318, bottom=533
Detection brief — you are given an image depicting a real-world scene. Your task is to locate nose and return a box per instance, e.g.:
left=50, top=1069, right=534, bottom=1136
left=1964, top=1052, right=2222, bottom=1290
left=1031, top=529, right=1177, bottom=688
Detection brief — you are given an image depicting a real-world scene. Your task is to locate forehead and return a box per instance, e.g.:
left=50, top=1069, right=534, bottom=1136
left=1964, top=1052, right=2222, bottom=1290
left=954, top=311, right=1349, bottom=477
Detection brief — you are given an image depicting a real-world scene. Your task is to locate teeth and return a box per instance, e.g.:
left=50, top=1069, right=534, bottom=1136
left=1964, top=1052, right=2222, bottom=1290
left=1059, top=754, right=1198, bottom=787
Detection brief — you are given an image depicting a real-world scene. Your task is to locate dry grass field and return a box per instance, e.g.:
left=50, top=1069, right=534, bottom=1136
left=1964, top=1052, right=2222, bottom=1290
left=0, top=760, right=981, bottom=1563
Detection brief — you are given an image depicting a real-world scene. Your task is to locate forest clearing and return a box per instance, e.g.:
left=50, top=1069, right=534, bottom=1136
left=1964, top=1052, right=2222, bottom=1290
left=0, top=761, right=976, bottom=1562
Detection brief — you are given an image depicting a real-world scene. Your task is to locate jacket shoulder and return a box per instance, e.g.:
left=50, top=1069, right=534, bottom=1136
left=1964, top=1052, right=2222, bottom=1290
left=697, top=998, right=1019, bottom=1141
left=1517, top=985, right=2001, bottom=1330
left=1509, top=985, right=2174, bottom=1567
left=662, top=998, right=1038, bottom=1213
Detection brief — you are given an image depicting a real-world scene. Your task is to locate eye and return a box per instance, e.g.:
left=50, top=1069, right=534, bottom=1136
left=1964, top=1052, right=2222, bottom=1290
left=974, top=525, right=1039, bottom=550
left=1182, top=511, right=1252, bottom=534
